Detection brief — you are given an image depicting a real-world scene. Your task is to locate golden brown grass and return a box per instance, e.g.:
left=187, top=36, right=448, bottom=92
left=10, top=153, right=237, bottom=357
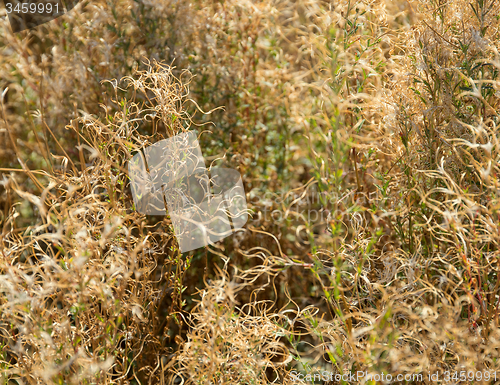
left=1, top=0, right=500, bottom=383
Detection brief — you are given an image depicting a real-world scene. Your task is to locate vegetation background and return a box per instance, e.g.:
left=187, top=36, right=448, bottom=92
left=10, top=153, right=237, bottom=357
left=1, top=0, right=500, bottom=383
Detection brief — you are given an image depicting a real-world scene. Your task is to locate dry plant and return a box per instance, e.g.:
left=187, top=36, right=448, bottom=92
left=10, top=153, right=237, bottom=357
left=0, top=64, right=201, bottom=384
left=2, top=0, right=500, bottom=383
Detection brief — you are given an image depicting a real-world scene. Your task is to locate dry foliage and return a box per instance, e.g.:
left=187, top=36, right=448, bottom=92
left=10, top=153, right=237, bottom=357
left=1, top=0, right=500, bottom=383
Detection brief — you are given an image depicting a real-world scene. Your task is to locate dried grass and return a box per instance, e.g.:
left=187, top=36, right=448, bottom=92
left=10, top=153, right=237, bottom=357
left=1, top=0, right=500, bottom=383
